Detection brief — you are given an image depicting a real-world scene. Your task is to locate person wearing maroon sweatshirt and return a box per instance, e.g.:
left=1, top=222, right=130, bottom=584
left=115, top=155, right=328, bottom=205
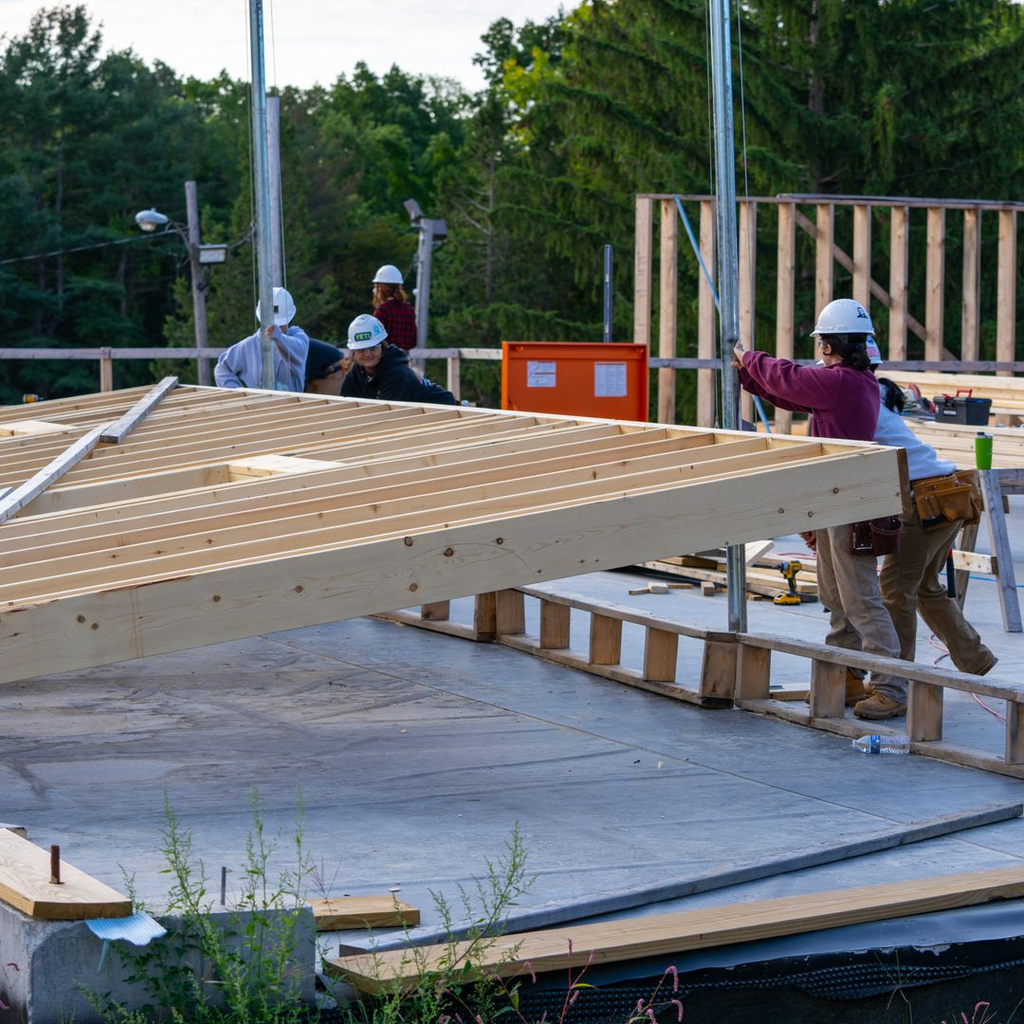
left=733, top=299, right=908, bottom=721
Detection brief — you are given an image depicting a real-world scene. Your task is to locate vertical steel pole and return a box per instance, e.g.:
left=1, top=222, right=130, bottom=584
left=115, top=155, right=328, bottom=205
left=249, top=0, right=276, bottom=390
left=415, top=222, right=434, bottom=349
left=184, top=181, right=211, bottom=386
left=603, top=244, right=613, bottom=342
left=709, top=0, right=747, bottom=632
left=267, top=94, right=283, bottom=287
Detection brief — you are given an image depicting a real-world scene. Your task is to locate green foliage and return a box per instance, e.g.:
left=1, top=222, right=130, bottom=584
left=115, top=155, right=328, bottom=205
left=87, top=791, right=314, bottom=1024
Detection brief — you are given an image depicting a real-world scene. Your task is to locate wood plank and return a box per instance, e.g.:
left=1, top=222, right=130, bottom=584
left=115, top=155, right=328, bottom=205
left=979, top=468, right=1022, bottom=632
left=925, top=207, right=946, bottom=363
left=633, top=197, right=653, bottom=348
left=495, top=589, right=526, bottom=636
left=0, top=419, right=74, bottom=438
left=738, top=200, right=757, bottom=424
left=642, top=626, right=678, bottom=682
left=589, top=613, right=622, bottom=666
left=697, top=200, right=717, bottom=428
left=809, top=659, right=845, bottom=719
left=420, top=601, right=450, bottom=622
left=961, top=208, right=981, bottom=362
left=1006, top=702, right=1024, bottom=765
left=774, top=202, right=796, bottom=434
left=852, top=203, right=872, bottom=309
left=539, top=599, right=570, bottom=649
left=308, top=896, right=420, bottom=930
left=908, top=681, right=944, bottom=742
left=889, top=206, right=910, bottom=361
left=658, top=198, right=678, bottom=423
left=698, top=639, right=736, bottom=706
left=815, top=203, right=834, bottom=319
left=327, top=865, right=1024, bottom=992
left=735, top=643, right=770, bottom=700
left=951, top=549, right=996, bottom=576
left=473, top=592, right=497, bottom=638
left=99, top=377, right=178, bottom=443
left=0, top=829, right=131, bottom=920
left=996, top=209, right=1018, bottom=425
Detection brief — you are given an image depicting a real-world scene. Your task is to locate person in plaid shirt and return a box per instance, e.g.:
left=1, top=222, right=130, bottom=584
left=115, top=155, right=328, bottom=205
left=371, top=264, right=418, bottom=351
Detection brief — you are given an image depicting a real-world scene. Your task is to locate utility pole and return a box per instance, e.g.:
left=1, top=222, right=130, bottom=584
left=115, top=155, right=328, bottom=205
left=267, top=95, right=283, bottom=286
left=249, top=0, right=276, bottom=390
left=709, top=0, right=747, bottom=632
left=184, top=181, right=211, bottom=386
left=404, top=200, right=447, bottom=349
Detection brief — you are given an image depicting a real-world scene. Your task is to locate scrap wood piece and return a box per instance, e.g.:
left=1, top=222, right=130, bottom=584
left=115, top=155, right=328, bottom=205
left=327, top=861, right=1024, bottom=993
left=0, top=421, right=111, bottom=525
left=98, top=376, right=179, bottom=444
left=308, top=895, right=420, bottom=931
left=0, top=829, right=131, bottom=920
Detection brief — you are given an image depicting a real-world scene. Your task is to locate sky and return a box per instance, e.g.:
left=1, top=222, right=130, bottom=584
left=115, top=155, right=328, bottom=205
left=1, top=1, right=567, bottom=91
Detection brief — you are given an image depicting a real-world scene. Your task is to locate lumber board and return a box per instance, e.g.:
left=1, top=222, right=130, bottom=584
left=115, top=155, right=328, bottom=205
left=99, top=376, right=178, bottom=443
left=327, top=865, right=1024, bottom=992
left=308, top=895, right=420, bottom=930
left=0, top=829, right=131, bottom=920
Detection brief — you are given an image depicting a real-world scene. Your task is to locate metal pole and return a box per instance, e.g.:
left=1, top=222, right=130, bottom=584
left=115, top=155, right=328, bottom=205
left=184, top=181, right=211, bottom=386
left=267, top=95, right=283, bottom=286
left=415, top=221, right=434, bottom=349
left=603, top=244, right=613, bottom=342
left=709, top=0, right=747, bottom=632
left=249, top=0, right=276, bottom=390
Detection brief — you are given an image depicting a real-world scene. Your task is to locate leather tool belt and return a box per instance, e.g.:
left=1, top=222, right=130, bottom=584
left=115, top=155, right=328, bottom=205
left=913, top=469, right=983, bottom=529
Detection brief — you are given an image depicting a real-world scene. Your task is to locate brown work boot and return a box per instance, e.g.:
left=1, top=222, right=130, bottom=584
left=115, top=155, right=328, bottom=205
left=845, top=670, right=869, bottom=707
left=854, top=692, right=907, bottom=720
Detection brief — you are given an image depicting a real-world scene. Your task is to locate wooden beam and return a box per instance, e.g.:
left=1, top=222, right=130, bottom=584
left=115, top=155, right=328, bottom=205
left=852, top=203, right=872, bottom=310
left=738, top=201, right=757, bottom=424
left=809, top=659, right=846, bottom=719
left=633, top=197, right=653, bottom=348
left=99, top=376, right=178, bottom=443
left=307, top=895, right=420, bottom=931
left=0, top=422, right=109, bottom=524
left=698, top=639, right=736, bottom=706
left=908, top=681, right=944, bottom=742
left=0, top=829, right=131, bottom=920
left=961, top=208, right=981, bottom=362
left=774, top=202, right=796, bottom=433
left=996, top=210, right=1018, bottom=419
left=697, top=200, right=717, bottom=428
left=814, top=204, right=834, bottom=319
left=589, top=613, right=622, bottom=666
left=539, top=599, right=571, bottom=649
left=495, top=589, right=526, bottom=636
left=327, top=866, right=1024, bottom=992
left=658, top=199, right=678, bottom=423
left=642, top=626, right=678, bottom=682
left=979, top=468, right=1022, bottom=632
left=889, top=206, right=910, bottom=360
left=925, top=207, right=946, bottom=363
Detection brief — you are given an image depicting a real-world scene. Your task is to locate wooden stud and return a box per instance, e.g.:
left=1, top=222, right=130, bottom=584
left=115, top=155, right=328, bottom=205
left=774, top=202, right=796, bottom=434
left=735, top=642, right=770, bottom=700
left=634, top=197, right=654, bottom=349
left=446, top=355, right=461, bottom=402
left=925, top=207, right=946, bottom=363
left=99, top=377, right=179, bottom=444
left=996, top=210, right=1018, bottom=423
left=908, top=681, right=944, bottom=742
left=658, top=199, right=678, bottom=424
left=699, top=639, right=736, bottom=706
left=979, top=468, right=1022, bottom=632
left=815, top=204, right=834, bottom=320
left=809, top=659, right=846, bottom=719
left=697, top=200, right=717, bottom=428
left=852, top=204, right=872, bottom=310
left=308, top=896, right=420, bottom=931
left=642, top=626, right=678, bottom=683
left=495, top=589, right=525, bottom=636
left=420, top=601, right=450, bottom=622
left=589, top=613, right=622, bottom=666
left=961, top=208, right=981, bottom=363
left=539, top=599, right=571, bottom=650
left=473, top=592, right=497, bottom=637
left=738, top=201, right=757, bottom=425
left=1005, top=701, right=1024, bottom=765
left=99, top=349, right=114, bottom=393
left=889, top=206, right=910, bottom=361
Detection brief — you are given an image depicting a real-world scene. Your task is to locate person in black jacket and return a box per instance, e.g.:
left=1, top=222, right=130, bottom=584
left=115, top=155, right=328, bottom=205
left=341, top=314, right=457, bottom=405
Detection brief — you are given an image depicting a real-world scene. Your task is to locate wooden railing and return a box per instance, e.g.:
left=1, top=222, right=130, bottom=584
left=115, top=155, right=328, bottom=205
left=634, top=194, right=1023, bottom=430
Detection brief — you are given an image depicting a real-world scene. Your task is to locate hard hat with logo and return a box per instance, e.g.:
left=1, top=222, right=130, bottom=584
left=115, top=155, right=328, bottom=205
left=347, top=313, right=388, bottom=350
left=810, top=299, right=874, bottom=337
left=372, top=264, right=404, bottom=285
left=256, top=287, right=296, bottom=326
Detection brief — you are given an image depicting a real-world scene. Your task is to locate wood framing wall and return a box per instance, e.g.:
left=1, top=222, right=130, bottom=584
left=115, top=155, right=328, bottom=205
left=0, top=386, right=904, bottom=686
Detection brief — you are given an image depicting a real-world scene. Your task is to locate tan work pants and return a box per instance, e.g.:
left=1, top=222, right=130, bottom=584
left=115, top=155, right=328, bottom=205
left=815, top=524, right=907, bottom=701
left=879, top=505, right=995, bottom=675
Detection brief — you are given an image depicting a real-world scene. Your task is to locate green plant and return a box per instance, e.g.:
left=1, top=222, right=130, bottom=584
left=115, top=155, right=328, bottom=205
left=87, top=790, right=315, bottom=1024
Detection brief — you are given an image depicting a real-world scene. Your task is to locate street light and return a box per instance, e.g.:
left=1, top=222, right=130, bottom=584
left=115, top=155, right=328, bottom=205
left=134, top=183, right=227, bottom=385
left=404, top=198, right=447, bottom=349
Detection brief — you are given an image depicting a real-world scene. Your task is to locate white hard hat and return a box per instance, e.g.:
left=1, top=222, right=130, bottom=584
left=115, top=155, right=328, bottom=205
left=810, top=299, right=874, bottom=337
left=372, top=264, right=404, bottom=285
left=347, top=313, right=388, bottom=350
left=866, top=338, right=883, bottom=367
left=256, top=287, right=296, bottom=326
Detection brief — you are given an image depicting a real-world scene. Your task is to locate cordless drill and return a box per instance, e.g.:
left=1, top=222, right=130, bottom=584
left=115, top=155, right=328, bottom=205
left=774, top=560, right=806, bottom=605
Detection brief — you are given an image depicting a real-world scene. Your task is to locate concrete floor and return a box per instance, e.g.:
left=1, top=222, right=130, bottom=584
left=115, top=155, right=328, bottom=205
left=2, top=508, right=1023, bottom=958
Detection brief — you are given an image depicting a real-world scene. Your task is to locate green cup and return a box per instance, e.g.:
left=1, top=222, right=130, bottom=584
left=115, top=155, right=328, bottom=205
left=975, top=432, right=993, bottom=470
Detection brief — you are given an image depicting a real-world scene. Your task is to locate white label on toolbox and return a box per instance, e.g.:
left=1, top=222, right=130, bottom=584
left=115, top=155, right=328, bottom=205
left=526, top=361, right=557, bottom=387
left=594, top=362, right=627, bottom=398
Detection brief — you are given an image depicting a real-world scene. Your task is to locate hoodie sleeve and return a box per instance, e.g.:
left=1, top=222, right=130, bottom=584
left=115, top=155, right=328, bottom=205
left=273, top=326, right=309, bottom=392
left=214, top=337, right=251, bottom=388
left=738, top=351, right=840, bottom=414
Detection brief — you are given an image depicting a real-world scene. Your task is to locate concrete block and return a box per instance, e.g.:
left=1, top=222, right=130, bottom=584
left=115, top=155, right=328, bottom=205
left=0, top=899, right=316, bottom=1023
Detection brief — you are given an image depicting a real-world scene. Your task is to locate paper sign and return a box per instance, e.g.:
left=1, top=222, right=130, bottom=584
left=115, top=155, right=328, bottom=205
left=527, top=361, right=557, bottom=388
left=594, top=362, right=627, bottom=398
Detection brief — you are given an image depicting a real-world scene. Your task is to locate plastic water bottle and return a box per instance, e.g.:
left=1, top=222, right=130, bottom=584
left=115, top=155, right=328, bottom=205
left=852, top=734, right=910, bottom=755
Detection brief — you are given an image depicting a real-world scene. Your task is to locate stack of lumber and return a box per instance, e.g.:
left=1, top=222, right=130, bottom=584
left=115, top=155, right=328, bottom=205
left=905, top=418, right=1024, bottom=470
left=886, top=370, right=1024, bottom=421
left=639, top=548, right=818, bottom=601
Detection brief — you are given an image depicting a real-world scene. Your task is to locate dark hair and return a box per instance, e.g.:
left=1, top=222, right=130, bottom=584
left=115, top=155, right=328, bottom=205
left=819, top=332, right=871, bottom=371
left=877, top=377, right=906, bottom=414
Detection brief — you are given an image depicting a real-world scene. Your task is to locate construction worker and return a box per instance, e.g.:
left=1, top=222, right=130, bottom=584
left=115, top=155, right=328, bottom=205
left=733, top=298, right=908, bottom=719
left=873, top=371, right=997, bottom=677
left=341, top=314, right=456, bottom=405
left=304, top=338, right=349, bottom=396
left=371, top=264, right=418, bottom=351
left=214, top=287, right=309, bottom=392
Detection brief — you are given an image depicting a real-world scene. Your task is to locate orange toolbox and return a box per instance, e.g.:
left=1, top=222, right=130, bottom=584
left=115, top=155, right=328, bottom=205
left=501, top=342, right=649, bottom=421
